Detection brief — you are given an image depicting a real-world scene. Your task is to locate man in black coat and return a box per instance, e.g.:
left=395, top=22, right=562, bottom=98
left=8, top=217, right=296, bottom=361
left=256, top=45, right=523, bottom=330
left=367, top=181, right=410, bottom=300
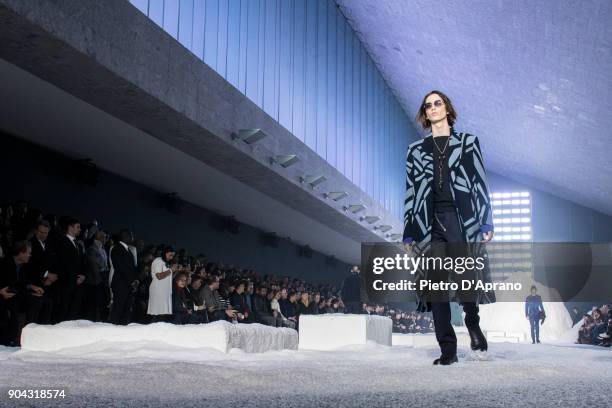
left=109, top=229, right=139, bottom=325
left=279, top=288, right=298, bottom=323
left=341, top=265, right=362, bottom=314
left=228, top=281, right=250, bottom=323
left=0, top=241, right=38, bottom=346
left=85, top=230, right=110, bottom=322
left=251, top=286, right=280, bottom=326
left=25, top=220, right=56, bottom=324
left=52, top=217, right=86, bottom=323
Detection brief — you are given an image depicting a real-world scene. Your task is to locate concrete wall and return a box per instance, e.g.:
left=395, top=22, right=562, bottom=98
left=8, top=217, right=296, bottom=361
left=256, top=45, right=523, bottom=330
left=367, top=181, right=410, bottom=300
left=0, top=132, right=352, bottom=285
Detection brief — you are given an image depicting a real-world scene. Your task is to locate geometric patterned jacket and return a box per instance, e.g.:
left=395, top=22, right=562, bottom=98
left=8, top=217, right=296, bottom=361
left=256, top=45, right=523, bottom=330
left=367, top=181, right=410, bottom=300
left=402, top=126, right=496, bottom=310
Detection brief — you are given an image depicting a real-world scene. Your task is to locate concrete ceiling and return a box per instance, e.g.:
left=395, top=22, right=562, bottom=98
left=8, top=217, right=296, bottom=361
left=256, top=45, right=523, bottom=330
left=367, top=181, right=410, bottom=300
left=0, top=57, right=360, bottom=264
left=335, top=0, right=612, bottom=216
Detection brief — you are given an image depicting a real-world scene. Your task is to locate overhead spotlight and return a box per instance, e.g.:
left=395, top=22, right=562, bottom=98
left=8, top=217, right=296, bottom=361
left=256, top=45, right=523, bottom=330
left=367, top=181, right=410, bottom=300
left=71, top=158, right=99, bottom=186
left=324, top=191, right=349, bottom=201
left=234, top=128, right=268, bottom=144
left=300, top=174, right=327, bottom=188
left=210, top=215, right=241, bottom=234
left=162, top=192, right=184, bottom=215
left=375, top=224, right=393, bottom=233
left=259, top=232, right=280, bottom=248
left=360, top=215, right=381, bottom=224
left=388, top=233, right=403, bottom=241
left=270, top=154, right=299, bottom=167
left=325, top=255, right=337, bottom=266
left=344, top=204, right=366, bottom=214
left=297, top=244, right=313, bottom=258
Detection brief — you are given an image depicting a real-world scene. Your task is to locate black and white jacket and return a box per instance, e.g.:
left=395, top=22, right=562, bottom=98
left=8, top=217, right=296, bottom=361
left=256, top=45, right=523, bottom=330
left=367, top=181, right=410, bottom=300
left=403, top=126, right=496, bottom=311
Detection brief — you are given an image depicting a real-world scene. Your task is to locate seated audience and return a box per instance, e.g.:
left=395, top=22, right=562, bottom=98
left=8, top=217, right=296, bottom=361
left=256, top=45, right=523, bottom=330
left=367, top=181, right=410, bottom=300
left=228, top=280, right=250, bottom=323
left=171, top=272, right=205, bottom=325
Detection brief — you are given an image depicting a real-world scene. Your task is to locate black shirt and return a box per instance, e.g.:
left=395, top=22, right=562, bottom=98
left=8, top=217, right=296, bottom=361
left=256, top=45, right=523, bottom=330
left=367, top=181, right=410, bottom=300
left=432, top=135, right=456, bottom=212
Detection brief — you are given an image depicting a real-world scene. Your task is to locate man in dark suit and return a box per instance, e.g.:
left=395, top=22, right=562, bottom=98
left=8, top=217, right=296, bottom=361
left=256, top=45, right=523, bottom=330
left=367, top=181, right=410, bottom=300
left=251, top=286, right=279, bottom=326
left=228, top=280, right=250, bottom=323
left=0, top=241, right=37, bottom=346
left=25, top=220, right=56, bottom=324
left=341, top=265, right=362, bottom=314
left=52, top=217, right=86, bottom=323
left=85, top=230, right=110, bottom=322
left=109, top=229, right=138, bottom=325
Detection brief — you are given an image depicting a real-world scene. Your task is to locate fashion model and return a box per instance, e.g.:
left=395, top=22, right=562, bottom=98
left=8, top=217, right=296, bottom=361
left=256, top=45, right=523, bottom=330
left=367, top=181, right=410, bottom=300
left=525, top=285, right=545, bottom=344
left=402, top=90, right=496, bottom=365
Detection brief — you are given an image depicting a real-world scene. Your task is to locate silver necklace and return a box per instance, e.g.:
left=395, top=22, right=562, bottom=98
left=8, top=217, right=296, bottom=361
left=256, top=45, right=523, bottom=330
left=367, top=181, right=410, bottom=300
left=433, top=135, right=450, bottom=155
left=433, top=135, right=450, bottom=190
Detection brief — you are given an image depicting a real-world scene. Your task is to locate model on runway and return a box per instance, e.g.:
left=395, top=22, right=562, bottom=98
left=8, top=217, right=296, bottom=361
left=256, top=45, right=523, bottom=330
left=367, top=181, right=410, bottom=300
left=402, top=90, right=496, bottom=365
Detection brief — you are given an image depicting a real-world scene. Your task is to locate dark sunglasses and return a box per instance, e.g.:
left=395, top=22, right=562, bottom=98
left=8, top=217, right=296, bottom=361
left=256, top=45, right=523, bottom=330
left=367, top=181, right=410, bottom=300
left=423, top=100, right=444, bottom=110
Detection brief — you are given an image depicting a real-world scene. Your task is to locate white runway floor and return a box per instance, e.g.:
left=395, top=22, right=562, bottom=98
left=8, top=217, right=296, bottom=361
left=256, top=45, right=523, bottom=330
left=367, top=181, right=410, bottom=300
left=1, top=338, right=610, bottom=407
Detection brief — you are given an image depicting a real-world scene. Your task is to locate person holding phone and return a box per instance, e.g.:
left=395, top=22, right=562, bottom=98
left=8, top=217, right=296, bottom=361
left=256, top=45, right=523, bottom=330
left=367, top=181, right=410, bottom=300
left=147, top=245, right=176, bottom=323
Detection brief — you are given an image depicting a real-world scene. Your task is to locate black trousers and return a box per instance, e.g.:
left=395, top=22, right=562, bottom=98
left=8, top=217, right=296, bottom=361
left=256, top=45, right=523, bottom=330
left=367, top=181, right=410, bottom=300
left=429, top=209, right=480, bottom=357
left=84, top=282, right=110, bottom=322
left=110, top=283, right=134, bottom=325
left=26, top=293, right=54, bottom=325
left=53, top=283, right=84, bottom=323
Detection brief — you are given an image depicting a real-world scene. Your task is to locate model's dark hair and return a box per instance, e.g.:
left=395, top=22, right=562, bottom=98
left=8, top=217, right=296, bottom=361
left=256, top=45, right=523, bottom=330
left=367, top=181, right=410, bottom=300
left=415, top=90, right=457, bottom=130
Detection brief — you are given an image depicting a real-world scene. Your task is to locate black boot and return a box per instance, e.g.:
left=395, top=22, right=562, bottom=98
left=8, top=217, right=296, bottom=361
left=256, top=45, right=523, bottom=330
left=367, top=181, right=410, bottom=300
left=467, top=325, right=488, bottom=352
left=433, top=354, right=458, bottom=365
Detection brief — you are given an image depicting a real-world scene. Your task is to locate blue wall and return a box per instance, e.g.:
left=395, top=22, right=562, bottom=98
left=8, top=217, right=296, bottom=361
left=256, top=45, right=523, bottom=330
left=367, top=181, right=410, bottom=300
left=128, top=0, right=412, bottom=220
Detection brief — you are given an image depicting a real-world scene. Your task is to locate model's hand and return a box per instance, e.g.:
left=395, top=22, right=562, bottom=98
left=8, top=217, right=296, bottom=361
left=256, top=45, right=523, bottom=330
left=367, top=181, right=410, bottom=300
left=403, top=242, right=415, bottom=255
left=482, top=231, right=494, bottom=242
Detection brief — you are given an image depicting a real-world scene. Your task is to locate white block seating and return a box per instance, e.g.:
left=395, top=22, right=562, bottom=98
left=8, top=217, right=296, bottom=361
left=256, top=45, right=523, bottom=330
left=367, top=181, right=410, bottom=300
left=298, top=314, right=392, bottom=350
left=20, top=320, right=298, bottom=353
